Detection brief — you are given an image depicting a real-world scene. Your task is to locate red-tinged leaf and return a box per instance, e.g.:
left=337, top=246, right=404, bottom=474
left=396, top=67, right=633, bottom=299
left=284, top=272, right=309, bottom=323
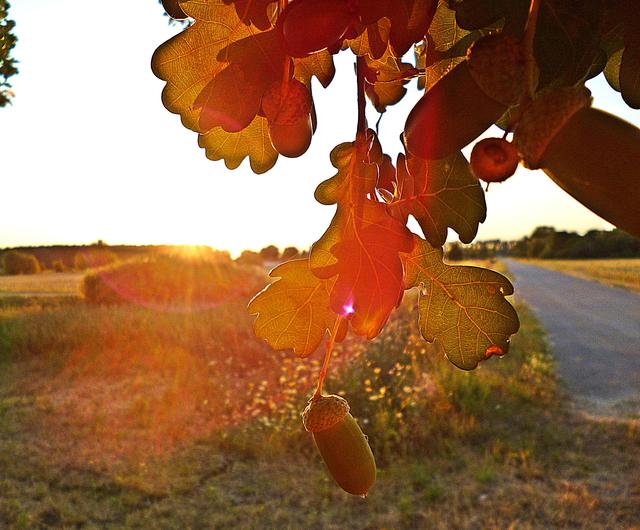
left=389, top=0, right=438, bottom=56
left=348, top=18, right=391, bottom=60
left=310, top=134, right=414, bottom=339
left=222, top=0, right=276, bottom=30
left=389, top=151, right=486, bottom=247
left=364, top=51, right=416, bottom=113
left=403, top=237, right=519, bottom=370
left=248, top=259, right=341, bottom=357
left=322, top=202, right=414, bottom=339
left=216, top=27, right=285, bottom=70
left=348, top=0, right=436, bottom=59
left=152, top=4, right=291, bottom=171
left=198, top=115, right=278, bottom=173
left=195, top=29, right=285, bottom=132
left=152, top=5, right=252, bottom=133
left=194, top=62, right=267, bottom=132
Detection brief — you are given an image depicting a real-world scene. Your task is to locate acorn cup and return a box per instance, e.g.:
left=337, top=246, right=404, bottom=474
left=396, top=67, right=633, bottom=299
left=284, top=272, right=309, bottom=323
left=302, top=394, right=376, bottom=496
left=404, top=32, right=525, bottom=161
left=514, top=87, right=640, bottom=238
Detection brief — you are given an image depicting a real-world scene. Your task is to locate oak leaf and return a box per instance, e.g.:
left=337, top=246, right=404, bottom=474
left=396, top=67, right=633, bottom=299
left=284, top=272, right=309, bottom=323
left=388, top=0, right=438, bottom=56
left=352, top=0, right=437, bottom=57
left=311, top=134, right=414, bottom=339
left=222, top=0, right=276, bottom=30
left=198, top=115, right=277, bottom=173
left=364, top=51, right=417, bottom=113
left=389, top=152, right=486, bottom=247
left=248, top=259, right=340, bottom=357
left=294, top=51, right=337, bottom=88
left=152, top=2, right=284, bottom=169
left=403, top=237, right=519, bottom=370
left=348, top=17, right=391, bottom=60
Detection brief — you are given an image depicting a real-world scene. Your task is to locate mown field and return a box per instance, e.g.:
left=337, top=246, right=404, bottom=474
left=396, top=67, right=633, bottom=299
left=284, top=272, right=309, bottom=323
left=526, top=258, right=640, bottom=292
left=0, top=272, right=82, bottom=297
left=0, top=265, right=639, bottom=529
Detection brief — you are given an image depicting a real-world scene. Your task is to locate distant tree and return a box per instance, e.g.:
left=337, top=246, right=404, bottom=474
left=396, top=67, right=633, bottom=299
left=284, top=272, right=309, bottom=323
left=236, top=250, right=263, bottom=266
left=446, top=243, right=464, bottom=262
left=74, top=249, right=117, bottom=270
left=281, top=246, right=299, bottom=260
left=530, top=226, right=557, bottom=240
left=51, top=259, right=67, bottom=272
left=3, top=250, right=40, bottom=275
left=0, top=1, right=18, bottom=107
left=259, top=245, right=280, bottom=261
left=526, top=238, right=546, bottom=258
left=508, top=227, right=640, bottom=259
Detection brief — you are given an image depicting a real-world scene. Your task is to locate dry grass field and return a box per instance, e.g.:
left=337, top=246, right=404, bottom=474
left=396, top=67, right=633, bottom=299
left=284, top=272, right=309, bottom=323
left=526, top=258, right=640, bottom=292
left=0, top=263, right=638, bottom=528
left=0, top=272, right=83, bottom=297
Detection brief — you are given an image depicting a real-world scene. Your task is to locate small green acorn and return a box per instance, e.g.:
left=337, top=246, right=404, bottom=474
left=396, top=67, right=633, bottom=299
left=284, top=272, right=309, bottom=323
left=302, top=394, right=376, bottom=496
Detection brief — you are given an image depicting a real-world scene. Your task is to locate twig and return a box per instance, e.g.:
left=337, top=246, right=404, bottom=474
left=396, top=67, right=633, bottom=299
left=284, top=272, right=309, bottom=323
left=312, top=316, right=343, bottom=399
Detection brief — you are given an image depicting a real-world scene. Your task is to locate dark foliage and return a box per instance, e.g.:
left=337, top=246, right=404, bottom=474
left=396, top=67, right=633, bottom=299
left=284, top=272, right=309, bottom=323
left=0, top=0, right=18, bottom=107
left=3, top=250, right=40, bottom=275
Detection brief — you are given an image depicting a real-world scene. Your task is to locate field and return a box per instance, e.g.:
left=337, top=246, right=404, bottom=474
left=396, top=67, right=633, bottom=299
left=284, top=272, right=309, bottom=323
left=526, top=258, right=640, bottom=292
left=0, top=272, right=82, bottom=297
left=0, top=266, right=639, bottom=528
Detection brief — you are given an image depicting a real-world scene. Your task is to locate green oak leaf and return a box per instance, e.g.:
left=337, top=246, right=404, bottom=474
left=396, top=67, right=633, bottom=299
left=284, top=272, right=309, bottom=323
left=248, top=259, right=339, bottom=357
left=198, top=115, right=277, bottom=174
left=390, top=151, right=486, bottom=247
left=403, top=237, right=519, bottom=370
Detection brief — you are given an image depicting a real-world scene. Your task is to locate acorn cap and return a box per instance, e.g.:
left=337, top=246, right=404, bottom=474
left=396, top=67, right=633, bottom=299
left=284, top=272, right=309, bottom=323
left=467, top=32, right=526, bottom=106
left=514, top=86, right=592, bottom=169
left=302, top=394, right=349, bottom=433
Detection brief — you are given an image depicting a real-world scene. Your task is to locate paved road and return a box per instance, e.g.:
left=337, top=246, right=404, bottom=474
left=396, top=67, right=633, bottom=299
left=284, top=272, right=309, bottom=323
left=504, top=259, right=640, bottom=404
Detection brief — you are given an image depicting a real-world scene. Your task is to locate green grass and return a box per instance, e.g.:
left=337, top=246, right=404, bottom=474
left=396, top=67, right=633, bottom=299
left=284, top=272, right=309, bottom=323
left=525, top=258, right=640, bottom=292
left=0, top=273, right=639, bottom=528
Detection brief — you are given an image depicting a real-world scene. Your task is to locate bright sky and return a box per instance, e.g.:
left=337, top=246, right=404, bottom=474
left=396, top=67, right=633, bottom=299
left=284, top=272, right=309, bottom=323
left=2, top=1, right=639, bottom=256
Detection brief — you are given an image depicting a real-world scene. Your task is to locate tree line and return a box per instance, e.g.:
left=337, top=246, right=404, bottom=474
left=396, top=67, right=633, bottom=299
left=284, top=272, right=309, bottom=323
left=447, top=227, right=640, bottom=261
left=0, top=243, right=306, bottom=275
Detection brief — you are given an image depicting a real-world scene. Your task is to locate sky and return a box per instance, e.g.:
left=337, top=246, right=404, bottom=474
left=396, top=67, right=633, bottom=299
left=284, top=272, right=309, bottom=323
left=2, top=1, right=639, bottom=257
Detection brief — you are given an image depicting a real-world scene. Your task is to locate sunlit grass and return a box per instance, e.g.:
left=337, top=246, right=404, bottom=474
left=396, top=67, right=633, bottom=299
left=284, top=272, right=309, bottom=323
left=525, top=258, right=640, bottom=292
left=0, top=272, right=83, bottom=296
left=0, top=261, right=638, bottom=527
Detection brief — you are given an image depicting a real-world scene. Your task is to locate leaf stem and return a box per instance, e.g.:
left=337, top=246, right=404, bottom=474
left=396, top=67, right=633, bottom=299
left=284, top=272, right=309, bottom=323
left=356, top=55, right=368, bottom=139
left=312, top=316, right=344, bottom=400
left=523, top=0, right=541, bottom=98
left=279, top=1, right=291, bottom=82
